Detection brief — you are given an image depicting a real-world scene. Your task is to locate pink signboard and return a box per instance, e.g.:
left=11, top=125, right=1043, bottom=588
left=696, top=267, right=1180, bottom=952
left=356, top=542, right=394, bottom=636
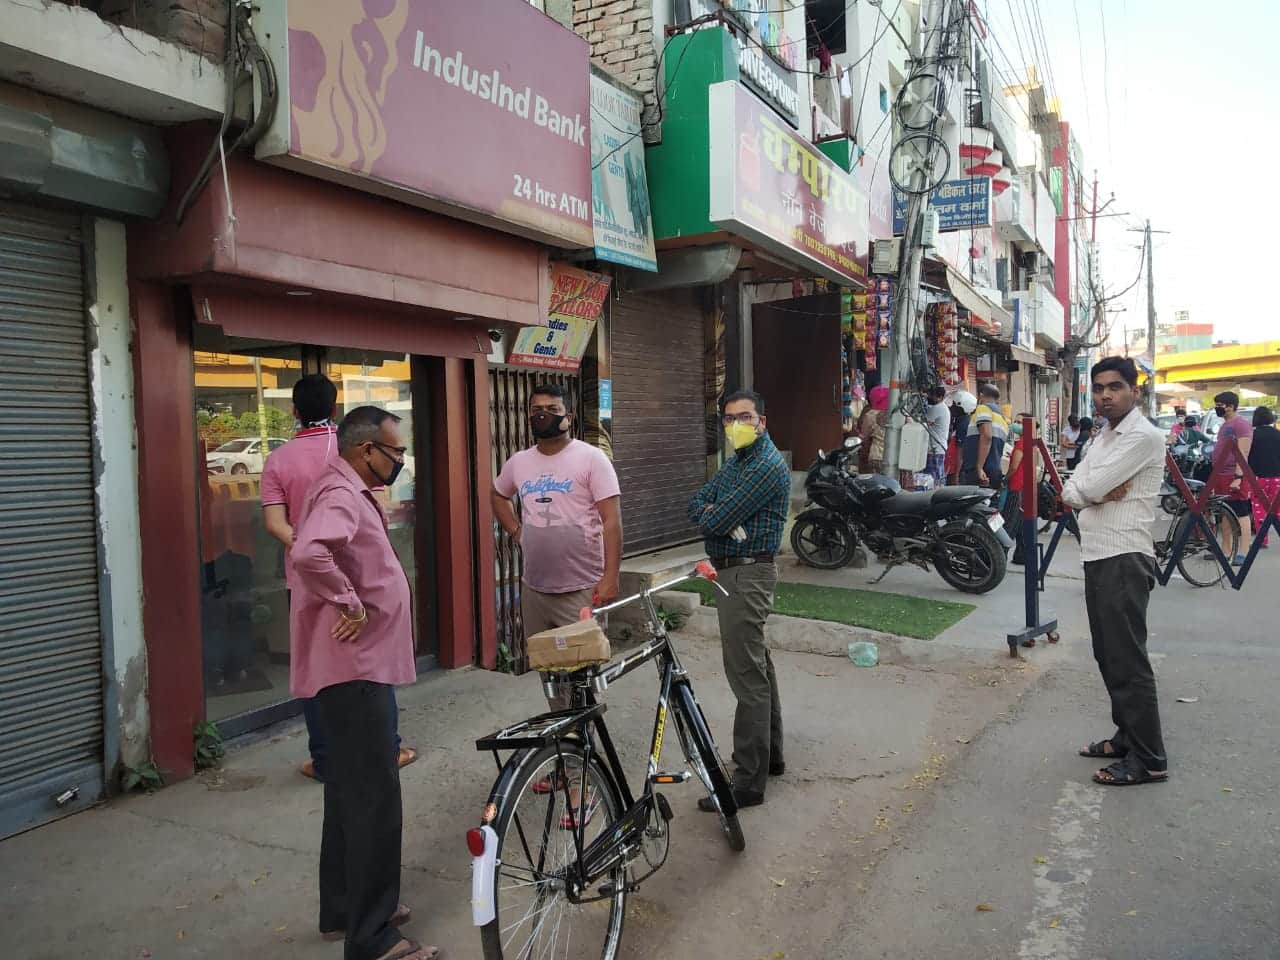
left=278, top=0, right=593, bottom=248
left=708, top=81, right=870, bottom=286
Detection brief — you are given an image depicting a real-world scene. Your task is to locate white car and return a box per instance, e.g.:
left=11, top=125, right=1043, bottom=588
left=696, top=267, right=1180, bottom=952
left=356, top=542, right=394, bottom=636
left=206, top=437, right=288, bottom=475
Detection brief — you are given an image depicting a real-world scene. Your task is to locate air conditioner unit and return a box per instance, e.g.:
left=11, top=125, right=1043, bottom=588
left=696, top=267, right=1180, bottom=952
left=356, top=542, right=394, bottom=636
left=871, top=239, right=900, bottom=275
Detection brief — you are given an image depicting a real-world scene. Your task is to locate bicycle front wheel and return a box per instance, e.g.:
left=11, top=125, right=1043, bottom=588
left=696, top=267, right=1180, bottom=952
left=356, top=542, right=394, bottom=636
left=1175, top=503, right=1240, bottom=587
left=480, top=742, right=627, bottom=960
left=672, top=682, right=746, bottom=852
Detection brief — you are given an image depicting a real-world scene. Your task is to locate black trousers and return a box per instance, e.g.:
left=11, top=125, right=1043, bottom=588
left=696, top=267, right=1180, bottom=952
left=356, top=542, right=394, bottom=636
left=1083, top=553, right=1167, bottom=772
left=315, top=680, right=403, bottom=960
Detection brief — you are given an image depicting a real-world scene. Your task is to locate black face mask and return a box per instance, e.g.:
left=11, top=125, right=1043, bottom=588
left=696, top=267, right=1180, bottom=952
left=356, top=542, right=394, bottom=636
left=369, top=442, right=405, bottom=487
left=1214, top=405, right=1227, bottom=418
left=530, top=411, right=568, bottom=440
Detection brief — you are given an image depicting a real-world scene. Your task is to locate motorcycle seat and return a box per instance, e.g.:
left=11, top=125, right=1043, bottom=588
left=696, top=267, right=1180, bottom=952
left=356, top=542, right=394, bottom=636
left=884, top=486, right=992, bottom=517
left=931, top=486, right=988, bottom=503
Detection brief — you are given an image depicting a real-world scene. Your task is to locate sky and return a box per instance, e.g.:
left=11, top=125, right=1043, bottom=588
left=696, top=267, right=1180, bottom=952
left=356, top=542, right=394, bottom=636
left=980, top=0, right=1280, bottom=347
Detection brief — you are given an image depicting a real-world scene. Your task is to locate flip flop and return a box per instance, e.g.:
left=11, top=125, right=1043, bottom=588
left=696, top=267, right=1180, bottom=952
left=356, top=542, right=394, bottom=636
left=1079, top=739, right=1128, bottom=760
left=1093, top=759, right=1168, bottom=787
left=397, top=746, right=419, bottom=769
left=321, top=903, right=412, bottom=941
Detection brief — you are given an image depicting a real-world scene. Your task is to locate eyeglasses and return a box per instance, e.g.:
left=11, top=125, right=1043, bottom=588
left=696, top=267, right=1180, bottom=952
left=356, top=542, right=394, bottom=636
left=722, top=413, right=759, bottom=425
left=369, top=440, right=407, bottom=460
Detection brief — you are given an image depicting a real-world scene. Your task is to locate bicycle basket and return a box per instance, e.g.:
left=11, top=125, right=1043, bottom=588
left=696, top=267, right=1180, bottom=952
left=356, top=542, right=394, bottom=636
left=527, top=618, right=612, bottom=672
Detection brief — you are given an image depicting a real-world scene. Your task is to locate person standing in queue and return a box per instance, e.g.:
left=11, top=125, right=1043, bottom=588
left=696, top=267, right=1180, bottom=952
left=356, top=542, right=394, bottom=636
left=688, top=390, right=792, bottom=810
left=290, top=406, right=437, bottom=960
left=261, top=375, right=416, bottom=783
left=960, top=383, right=1009, bottom=488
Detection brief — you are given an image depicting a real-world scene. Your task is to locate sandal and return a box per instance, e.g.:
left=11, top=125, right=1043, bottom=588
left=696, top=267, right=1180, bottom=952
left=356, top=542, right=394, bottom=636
left=1093, top=759, right=1168, bottom=787
left=376, top=939, right=440, bottom=960
left=559, top=792, right=599, bottom=830
left=1079, top=739, right=1128, bottom=760
left=398, top=746, right=419, bottom=769
left=321, top=903, right=412, bottom=941
left=531, top=774, right=567, bottom=795
left=299, top=759, right=321, bottom=782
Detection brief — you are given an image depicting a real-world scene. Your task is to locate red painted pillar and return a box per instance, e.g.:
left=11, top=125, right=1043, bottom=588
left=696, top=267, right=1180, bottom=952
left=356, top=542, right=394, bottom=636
left=131, top=282, right=203, bottom=781
left=431, top=357, right=478, bottom=668
left=470, top=360, right=498, bottom=670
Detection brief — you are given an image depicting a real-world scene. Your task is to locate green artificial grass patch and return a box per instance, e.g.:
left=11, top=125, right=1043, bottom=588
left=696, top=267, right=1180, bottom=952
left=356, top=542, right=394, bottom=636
left=672, top=579, right=973, bottom=641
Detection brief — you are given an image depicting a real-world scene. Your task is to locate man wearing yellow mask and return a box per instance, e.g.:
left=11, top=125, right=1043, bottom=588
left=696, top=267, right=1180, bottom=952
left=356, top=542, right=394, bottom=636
left=687, top=390, right=792, bottom=810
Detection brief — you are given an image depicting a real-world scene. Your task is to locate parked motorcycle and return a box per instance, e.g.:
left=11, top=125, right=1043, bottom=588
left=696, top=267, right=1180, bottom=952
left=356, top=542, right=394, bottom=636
left=791, top=439, right=1011, bottom=594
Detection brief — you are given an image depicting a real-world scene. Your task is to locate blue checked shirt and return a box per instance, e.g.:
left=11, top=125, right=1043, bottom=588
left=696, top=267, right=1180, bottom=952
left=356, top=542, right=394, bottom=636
left=687, top=433, right=792, bottom=559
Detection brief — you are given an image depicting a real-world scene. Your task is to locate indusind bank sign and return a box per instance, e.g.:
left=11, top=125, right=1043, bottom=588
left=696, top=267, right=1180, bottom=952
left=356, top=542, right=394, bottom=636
left=255, top=0, right=594, bottom=249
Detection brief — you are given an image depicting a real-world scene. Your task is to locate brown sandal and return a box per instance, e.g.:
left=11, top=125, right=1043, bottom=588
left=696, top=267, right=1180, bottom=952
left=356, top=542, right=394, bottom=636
left=321, top=903, right=412, bottom=941
left=398, top=746, right=419, bottom=769
left=377, top=939, right=440, bottom=960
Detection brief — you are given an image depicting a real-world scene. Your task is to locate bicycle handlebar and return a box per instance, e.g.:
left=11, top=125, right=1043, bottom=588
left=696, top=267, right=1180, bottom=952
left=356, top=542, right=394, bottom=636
left=580, top=559, right=728, bottom=620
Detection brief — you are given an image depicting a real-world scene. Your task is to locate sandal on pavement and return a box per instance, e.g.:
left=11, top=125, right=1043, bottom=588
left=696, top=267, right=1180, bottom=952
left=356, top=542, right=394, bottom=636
left=299, top=759, right=320, bottom=782
left=1079, top=739, right=1128, bottom=760
left=531, top=774, right=567, bottom=795
left=398, top=746, right=419, bottom=769
left=376, top=939, right=440, bottom=960
left=559, top=792, right=599, bottom=830
left=1093, top=759, right=1168, bottom=787
left=321, top=903, right=412, bottom=941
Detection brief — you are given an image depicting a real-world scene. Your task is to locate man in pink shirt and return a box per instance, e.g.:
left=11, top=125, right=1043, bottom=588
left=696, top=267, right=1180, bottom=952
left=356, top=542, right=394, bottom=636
left=291, top=406, right=436, bottom=960
left=261, top=375, right=416, bottom=782
left=492, top=383, right=622, bottom=711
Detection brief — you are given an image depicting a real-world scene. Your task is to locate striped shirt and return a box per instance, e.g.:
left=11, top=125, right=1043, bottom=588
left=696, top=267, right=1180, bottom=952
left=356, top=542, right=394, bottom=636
left=961, top=403, right=1009, bottom=477
left=1061, top=406, right=1166, bottom=562
left=687, top=433, right=791, bottom=559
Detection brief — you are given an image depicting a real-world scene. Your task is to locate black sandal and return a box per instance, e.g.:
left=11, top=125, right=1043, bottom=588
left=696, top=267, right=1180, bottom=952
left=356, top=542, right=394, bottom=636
left=1093, top=759, right=1168, bottom=787
left=1079, top=739, right=1128, bottom=759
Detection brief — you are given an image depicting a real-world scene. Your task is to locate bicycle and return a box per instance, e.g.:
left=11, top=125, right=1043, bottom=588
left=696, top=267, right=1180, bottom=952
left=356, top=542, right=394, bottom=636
left=468, top=561, right=744, bottom=959
left=1154, top=477, right=1241, bottom=587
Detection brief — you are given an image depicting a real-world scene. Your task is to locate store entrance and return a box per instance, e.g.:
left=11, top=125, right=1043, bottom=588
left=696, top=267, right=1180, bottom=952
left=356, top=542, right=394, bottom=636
left=192, top=325, right=437, bottom=735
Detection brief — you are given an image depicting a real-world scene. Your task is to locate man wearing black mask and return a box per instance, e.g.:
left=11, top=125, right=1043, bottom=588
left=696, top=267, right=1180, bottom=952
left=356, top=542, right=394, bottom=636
left=492, top=384, right=622, bottom=711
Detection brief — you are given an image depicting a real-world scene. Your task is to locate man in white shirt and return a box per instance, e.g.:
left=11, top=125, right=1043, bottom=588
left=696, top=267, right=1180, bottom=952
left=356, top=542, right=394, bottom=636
left=1062, top=357, right=1169, bottom=787
left=923, top=386, right=950, bottom=488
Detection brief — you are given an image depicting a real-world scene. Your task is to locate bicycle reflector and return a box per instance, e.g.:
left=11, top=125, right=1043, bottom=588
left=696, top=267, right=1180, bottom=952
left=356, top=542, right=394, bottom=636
left=695, top=559, right=717, bottom=581
left=466, top=827, right=486, bottom=857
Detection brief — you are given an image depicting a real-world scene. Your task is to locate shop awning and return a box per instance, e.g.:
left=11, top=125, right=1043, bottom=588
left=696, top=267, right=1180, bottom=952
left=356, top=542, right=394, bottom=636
left=945, top=266, right=1013, bottom=338
left=1010, top=344, right=1047, bottom=368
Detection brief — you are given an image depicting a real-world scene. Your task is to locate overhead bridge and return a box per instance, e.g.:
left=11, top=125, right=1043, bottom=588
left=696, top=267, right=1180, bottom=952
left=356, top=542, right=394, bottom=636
left=1156, top=340, right=1280, bottom=395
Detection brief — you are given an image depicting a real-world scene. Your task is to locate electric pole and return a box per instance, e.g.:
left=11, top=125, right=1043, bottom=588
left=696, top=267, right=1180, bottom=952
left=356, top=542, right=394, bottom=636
left=1127, top=218, right=1170, bottom=416
left=882, top=0, right=956, bottom=477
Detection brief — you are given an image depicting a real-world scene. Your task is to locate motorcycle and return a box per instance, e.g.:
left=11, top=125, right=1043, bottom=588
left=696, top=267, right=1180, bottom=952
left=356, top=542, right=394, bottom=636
left=790, top=438, right=1011, bottom=594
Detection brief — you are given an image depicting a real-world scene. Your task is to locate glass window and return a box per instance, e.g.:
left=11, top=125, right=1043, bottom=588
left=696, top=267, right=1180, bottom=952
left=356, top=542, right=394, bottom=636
left=194, top=339, right=304, bottom=722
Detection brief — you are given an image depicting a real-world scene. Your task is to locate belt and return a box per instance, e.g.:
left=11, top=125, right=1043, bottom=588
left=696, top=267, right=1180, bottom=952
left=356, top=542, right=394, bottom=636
left=710, top=553, right=775, bottom=569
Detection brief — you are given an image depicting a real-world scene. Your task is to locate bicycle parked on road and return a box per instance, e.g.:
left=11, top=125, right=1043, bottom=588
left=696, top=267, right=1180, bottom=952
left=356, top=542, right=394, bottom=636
left=1155, top=474, right=1241, bottom=587
left=468, top=561, right=743, bottom=960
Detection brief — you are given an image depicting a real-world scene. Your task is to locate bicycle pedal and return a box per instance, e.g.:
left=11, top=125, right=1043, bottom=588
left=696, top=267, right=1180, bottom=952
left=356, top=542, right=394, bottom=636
left=650, top=771, right=690, bottom=785
left=655, top=792, right=674, bottom=822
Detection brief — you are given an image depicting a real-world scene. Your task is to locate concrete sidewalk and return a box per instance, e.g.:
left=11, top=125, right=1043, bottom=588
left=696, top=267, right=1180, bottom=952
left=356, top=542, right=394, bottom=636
left=0, top=616, right=1040, bottom=960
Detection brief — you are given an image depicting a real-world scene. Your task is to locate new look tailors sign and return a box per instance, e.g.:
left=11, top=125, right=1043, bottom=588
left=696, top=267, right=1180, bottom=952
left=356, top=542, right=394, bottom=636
left=260, top=0, right=592, bottom=249
left=892, top=178, right=992, bottom=235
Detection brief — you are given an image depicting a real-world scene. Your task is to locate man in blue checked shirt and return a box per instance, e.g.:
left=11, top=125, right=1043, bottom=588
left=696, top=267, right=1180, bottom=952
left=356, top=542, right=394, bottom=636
left=687, top=389, right=792, bottom=810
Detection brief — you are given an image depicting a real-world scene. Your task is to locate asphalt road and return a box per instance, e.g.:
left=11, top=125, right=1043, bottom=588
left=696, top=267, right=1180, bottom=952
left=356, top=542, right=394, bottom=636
left=824, top=539, right=1280, bottom=960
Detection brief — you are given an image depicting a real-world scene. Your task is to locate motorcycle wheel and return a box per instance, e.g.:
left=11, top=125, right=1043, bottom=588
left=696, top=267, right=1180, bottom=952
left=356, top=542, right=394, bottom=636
left=936, top=520, right=1007, bottom=594
left=790, top=514, right=856, bottom=569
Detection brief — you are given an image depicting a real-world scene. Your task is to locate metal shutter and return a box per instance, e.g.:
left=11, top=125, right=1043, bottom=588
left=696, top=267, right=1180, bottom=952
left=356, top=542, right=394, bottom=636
left=610, top=289, right=706, bottom=555
left=0, top=203, right=104, bottom=838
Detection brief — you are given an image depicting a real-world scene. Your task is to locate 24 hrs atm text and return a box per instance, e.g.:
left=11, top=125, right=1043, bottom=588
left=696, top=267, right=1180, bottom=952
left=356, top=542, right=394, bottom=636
left=513, top=175, right=589, bottom=219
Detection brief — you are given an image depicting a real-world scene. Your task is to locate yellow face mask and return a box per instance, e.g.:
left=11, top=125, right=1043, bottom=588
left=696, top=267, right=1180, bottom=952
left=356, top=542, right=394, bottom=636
left=724, top=421, right=760, bottom=450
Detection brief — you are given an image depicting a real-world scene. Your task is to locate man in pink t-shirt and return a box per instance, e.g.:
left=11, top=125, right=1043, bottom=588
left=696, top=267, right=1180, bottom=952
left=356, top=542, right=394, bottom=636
left=492, top=383, right=622, bottom=711
left=261, top=374, right=415, bottom=783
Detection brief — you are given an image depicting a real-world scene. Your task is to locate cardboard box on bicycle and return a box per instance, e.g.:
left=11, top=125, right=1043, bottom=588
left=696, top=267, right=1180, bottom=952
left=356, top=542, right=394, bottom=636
left=527, top=618, right=611, bottom=672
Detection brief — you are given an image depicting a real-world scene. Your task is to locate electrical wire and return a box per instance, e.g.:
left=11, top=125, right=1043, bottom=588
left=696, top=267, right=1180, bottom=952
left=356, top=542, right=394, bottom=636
left=1070, top=0, right=1094, bottom=155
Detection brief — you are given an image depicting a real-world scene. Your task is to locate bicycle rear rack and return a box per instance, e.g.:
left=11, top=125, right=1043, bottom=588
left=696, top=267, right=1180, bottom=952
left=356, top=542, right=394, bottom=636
left=475, top=703, right=606, bottom=752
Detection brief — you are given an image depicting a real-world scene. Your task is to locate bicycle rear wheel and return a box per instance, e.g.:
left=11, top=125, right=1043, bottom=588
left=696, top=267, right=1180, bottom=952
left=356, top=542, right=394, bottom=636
left=1175, top=503, right=1240, bottom=587
left=672, top=682, right=745, bottom=852
left=480, top=742, right=627, bottom=960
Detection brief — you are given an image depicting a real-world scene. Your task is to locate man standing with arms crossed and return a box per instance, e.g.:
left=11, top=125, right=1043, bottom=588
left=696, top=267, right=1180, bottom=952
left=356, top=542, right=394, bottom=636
left=1062, top=357, right=1169, bottom=787
left=292, top=406, right=437, bottom=960
left=688, top=390, right=792, bottom=810
left=261, top=375, right=416, bottom=782
left=491, top=384, right=623, bottom=709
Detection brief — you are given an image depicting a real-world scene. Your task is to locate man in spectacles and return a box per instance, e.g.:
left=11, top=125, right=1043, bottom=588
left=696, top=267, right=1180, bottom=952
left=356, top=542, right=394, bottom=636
left=687, top=390, right=792, bottom=811
left=291, top=406, right=438, bottom=960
